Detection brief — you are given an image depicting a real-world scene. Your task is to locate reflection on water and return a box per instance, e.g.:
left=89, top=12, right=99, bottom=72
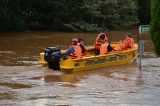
left=0, top=30, right=160, bottom=106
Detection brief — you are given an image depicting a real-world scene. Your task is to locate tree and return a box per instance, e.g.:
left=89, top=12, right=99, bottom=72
left=137, top=0, right=151, bottom=24
left=0, top=0, right=25, bottom=32
left=0, top=0, right=139, bottom=32
left=100, top=0, right=138, bottom=29
left=150, top=0, right=160, bottom=56
left=0, top=0, right=10, bottom=32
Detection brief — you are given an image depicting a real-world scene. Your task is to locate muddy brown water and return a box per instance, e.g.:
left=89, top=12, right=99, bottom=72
left=0, top=29, right=160, bottom=106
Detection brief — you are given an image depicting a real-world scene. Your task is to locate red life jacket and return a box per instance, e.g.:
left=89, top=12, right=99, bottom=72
left=95, top=33, right=108, bottom=50
left=69, top=45, right=82, bottom=58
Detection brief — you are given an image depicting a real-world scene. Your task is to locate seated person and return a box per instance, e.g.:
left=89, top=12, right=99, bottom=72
left=120, top=33, right=135, bottom=49
left=62, top=38, right=82, bottom=59
left=95, top=30, right=110, bottom=55
left=78, top=38, right=87, bottom=55
left=100, top=40, right=113, bottom=56
left=107, top=40, right=113, bottom=52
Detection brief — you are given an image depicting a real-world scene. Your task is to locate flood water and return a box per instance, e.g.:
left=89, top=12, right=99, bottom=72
left=0, top=29, right=160, bottom=106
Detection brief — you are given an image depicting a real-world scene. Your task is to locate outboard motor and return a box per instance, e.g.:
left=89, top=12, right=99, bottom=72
left=44, top=47, right=61, bottom=70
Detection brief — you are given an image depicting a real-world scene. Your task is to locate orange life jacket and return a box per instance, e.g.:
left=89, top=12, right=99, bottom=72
left=121, top=37, right=135, bottom=49
left=69, top=45, right=82, bottom=58
left=78, top=43, right=87, bottom=56
left=113, top=45, right=122, bottom=51
left=95, top=33, right=108, bottom=50
left=100, top=43, right=108, bottom=56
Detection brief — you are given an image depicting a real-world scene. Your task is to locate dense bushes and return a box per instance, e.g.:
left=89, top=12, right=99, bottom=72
left=150, top=0, right=160, bottom=56
left=0, top=0, right=139, bottom=32
left=137, top=0, right=150, bottom=24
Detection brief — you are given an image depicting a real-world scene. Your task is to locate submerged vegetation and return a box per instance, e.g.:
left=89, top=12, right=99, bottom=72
left=0, top=0, right=150, bottom=32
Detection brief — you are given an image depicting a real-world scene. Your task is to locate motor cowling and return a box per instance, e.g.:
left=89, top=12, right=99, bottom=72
left=44, top=47, right=61, bottom=70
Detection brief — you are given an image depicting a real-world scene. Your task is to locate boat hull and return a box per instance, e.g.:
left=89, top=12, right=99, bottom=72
left=39, top=44, right=138, bottom=72
left=60, top=49, right=138, bottom=72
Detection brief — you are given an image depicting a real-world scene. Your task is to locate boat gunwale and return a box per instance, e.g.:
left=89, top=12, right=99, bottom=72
left=66, top=47, right=137, bottom=61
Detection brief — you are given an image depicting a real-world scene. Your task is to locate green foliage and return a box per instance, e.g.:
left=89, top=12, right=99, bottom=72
left=0, top=0, right=138, bottom=32
left=64, top=22, right=101, bottom=32
left=0, top=0, right=25, bottom=32
left=137, top=0, right=151, bottom=24
left=150, top=0, right=160, bottom=56
left=100, top=0, right=138, bottom=29
left=0, top=0, right=10, bottom=32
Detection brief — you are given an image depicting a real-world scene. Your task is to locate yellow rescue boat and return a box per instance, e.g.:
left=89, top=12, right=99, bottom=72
left=39, top=43, right=138, bottom=72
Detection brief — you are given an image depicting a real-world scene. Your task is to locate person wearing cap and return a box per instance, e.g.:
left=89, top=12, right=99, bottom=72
left=95, top=31, right=109, bottom=55
left=67, top=38, right=82, bottom=59
left=78, top=38, right=87, bottom=55
left=120, top=33, right=135, bottom=49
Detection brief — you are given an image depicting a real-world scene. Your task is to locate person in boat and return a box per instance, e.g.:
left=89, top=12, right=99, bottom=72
left=100, top=40, right=113, bottom=56
left=63, top=38, right=82, bottom=59
left=95, top=30, right=109, bottom=55
left=107, top=40, right=114, bottom=52
left=120, top=33, right=135, bottom=49
left=78, top=38, right=87, bottom=55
